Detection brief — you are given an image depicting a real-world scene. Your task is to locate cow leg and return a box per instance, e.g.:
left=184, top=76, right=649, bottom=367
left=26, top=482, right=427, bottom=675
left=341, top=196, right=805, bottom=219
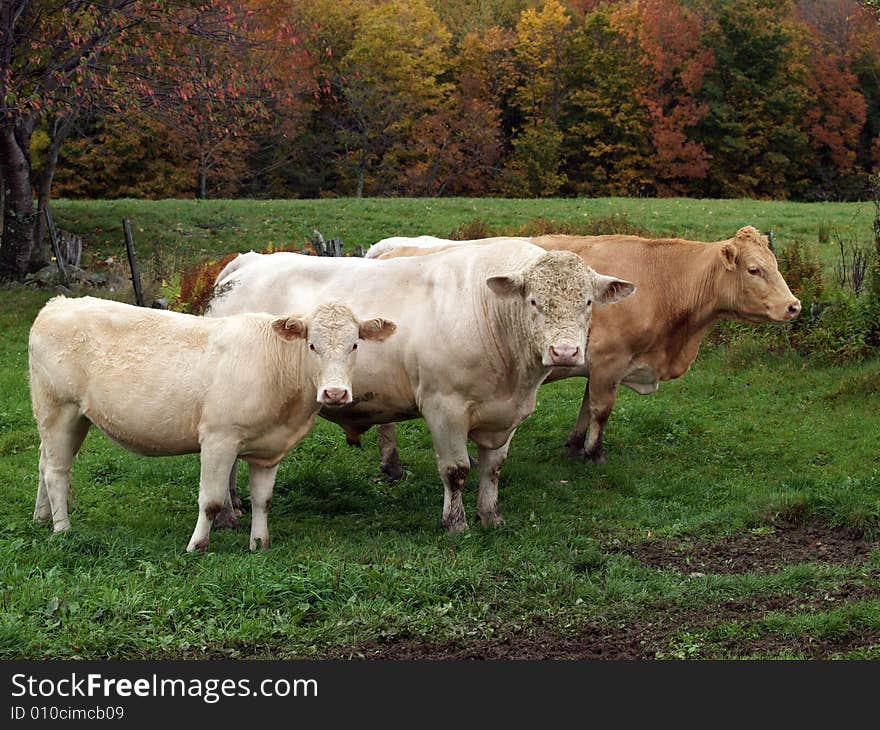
left=423, top=409, right=471, bottom=534
left=38, top=407, right=90, bottom=532
left=476, top=432, right=514, bottom=527
left=377, top=423, right=404, bottom=482
left=213, top=459, right=241, bottom=530
left=342, top=423, right=364, bottom=447
left=582, top=377, right=618, bottom=465
left=34, top=443, right=51, bottom=522
left=247, top=463, right=279, bottom=551
left=186, top=442, right=239, bottom=553
left=565, top=381, right=592, bottom=456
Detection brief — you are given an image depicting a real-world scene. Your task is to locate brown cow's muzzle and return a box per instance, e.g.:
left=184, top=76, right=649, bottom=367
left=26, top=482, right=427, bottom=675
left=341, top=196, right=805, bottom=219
left=548, top=344, right=582, bottom=367
left=783, top=299, right=802, bottom=321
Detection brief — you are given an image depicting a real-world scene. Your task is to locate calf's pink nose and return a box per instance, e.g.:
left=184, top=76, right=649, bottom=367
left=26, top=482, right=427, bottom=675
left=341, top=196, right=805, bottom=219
left=549, top=344, right=580, bottom=365
left=322, top=387, right=349, bottom=404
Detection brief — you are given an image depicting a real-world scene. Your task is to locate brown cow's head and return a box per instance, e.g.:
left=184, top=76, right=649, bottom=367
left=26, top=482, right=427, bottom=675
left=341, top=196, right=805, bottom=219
left=273, top=302, right=396, bottom=405
left=718, top=226, right=801, bottom=323
left=487, top=251, right=635, bottom=367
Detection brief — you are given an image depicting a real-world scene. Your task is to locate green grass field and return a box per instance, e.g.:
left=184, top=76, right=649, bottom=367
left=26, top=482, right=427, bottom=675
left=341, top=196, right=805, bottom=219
left=2, top=197, right=879, bottom=659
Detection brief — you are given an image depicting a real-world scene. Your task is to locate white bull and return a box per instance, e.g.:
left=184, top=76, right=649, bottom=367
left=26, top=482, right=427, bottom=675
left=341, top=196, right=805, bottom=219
left=207, top=239, right=634, bottom=532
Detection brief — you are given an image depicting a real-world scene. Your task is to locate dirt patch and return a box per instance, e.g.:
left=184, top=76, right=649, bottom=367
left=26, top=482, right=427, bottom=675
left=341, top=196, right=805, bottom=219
left=712, top=629, right=880, bottom=659
left=617, top=520, right=877, bottom=575
left=332, top=573, right=880, bottom=660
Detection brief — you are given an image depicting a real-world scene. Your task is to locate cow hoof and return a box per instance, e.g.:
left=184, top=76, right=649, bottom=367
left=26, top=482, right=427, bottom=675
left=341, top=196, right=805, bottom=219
left=584, top=451, right=605, bottom=465
left=249, top=536, right=270, bottom=551
left=441, top=517, right=469, bottom=535
left=477, top=511, right=505, bottom=528
left=212, top=507, right=241, bottom=530
left=380, top=462, right=405, bottom=483
left=33, top=509, right=52, bottom=523
left=565, top=434, right=586, bottom=458
left=186, top=537, right=209, bottom=554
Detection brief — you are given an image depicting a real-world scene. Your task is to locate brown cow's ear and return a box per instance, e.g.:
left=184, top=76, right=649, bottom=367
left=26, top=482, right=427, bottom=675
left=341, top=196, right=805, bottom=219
left=720, top=242, right=738, bottom=271
left=359, top=318, right=397, bottom=342
left=594, top=275, right=635, bottom=305
left=272, top=316, right=307, bottom=341
left=486, top=274, right=524, bottom=297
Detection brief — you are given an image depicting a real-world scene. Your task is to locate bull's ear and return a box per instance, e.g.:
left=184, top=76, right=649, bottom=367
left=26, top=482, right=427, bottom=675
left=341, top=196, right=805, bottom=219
left=486, top=274, right=524, bottom=297
left=593, top=274, right=635, bottom=305
left=720, top=242, right=738, bottom=271
left=272, top=316, right=307, bottom=341
left=359, top=317, right=397, bottom=342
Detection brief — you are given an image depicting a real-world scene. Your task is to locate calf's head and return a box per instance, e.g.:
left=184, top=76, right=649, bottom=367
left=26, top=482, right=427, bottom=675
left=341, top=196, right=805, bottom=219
left=718, top=227, right=801, bottom=323
left=487, top=251, right=635, bottom=367
left=272, top=302, right=396, bottom=405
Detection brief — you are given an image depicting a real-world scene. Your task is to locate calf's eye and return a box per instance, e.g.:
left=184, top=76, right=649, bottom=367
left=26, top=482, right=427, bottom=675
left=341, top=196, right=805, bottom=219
left=529, top=298, right=537, bottom=307
left=352, top=342, right=358, bottom=351
left=309, top=343, right=316, bottom=352
left=748, top=267, right=760, bottom=276
left=587, top=299, right=592, bottom=306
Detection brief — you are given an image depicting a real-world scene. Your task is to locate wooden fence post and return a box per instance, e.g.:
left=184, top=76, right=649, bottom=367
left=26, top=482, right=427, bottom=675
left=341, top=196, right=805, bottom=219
left=122, top=218, right=145, bottom=306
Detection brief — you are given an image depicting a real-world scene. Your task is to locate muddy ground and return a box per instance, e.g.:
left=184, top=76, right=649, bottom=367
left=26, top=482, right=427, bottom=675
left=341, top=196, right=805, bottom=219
left=332, top=521, right=880, bottom=660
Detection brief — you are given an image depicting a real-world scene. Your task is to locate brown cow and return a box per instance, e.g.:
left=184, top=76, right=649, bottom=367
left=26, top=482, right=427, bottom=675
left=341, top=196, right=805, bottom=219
left=367, top=226, right=800, bottom=468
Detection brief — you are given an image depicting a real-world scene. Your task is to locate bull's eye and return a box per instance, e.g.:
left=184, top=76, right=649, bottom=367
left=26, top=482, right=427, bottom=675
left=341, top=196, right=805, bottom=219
left=309, top=343, right=316, bottom=352
left=352, top=342, right=358, bottom=351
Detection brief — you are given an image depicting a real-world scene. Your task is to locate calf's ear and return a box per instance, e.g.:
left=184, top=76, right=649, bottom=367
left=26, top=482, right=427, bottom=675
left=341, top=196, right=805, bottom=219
left=593, top=274, right=636, bottom=305
left=272, top=316, right=308, bottom=341
left=359, top=318, right=397, bottom=342
left=720, top=242, right=738, bottom=271
left=486, top=274, right=524, bottom=298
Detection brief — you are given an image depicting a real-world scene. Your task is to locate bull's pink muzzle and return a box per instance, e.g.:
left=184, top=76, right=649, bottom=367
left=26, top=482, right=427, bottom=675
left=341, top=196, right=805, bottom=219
left=319, top=387, right=352, bottom=405
left=548, top=344, right=582, bottom=366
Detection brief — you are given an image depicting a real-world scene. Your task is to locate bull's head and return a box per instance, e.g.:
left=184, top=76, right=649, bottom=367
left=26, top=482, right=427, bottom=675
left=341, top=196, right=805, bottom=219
left=487, top=251, right=635, bottom=367
left=719, top=227, right=801, bottom=323
left=273, top=302, right=396, bottom=405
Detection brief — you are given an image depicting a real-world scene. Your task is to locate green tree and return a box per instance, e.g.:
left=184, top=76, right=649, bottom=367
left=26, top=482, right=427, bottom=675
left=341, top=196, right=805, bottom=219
left=696, top=0, right=812, bottom=198
left=561, top=4, right=653, bottom=196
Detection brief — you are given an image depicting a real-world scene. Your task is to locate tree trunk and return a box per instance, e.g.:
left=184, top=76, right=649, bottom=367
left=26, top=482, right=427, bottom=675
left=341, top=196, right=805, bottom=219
left=0, top=125, right=36, bottom=280
left=32, top=116, right=74, bottom=269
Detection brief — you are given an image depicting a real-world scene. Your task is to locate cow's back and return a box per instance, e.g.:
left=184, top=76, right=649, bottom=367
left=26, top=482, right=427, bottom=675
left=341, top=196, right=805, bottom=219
left=206, top=241, right=546, bottom=424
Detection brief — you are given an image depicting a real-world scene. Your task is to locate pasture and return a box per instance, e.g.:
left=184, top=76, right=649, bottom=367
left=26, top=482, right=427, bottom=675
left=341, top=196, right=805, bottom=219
left=1, top=197, right=879, bottom=659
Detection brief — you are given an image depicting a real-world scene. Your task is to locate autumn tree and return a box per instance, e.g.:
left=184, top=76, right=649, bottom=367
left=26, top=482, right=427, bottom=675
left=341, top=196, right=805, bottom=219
left=506, top=0, right=573, bottom=196
left=561, top=4, right=653, bottom=196
left=333, top=0, right=452, bottom=197
left=613, top=0, right=714, bottom=195
left=0, top=1, right=283, bottom=279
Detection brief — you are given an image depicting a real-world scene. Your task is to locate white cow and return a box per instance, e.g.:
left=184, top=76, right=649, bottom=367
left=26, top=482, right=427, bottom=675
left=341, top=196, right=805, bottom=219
left=28, top=296, right=396, bottom=552
left=207, top=239, right=634, bottom=533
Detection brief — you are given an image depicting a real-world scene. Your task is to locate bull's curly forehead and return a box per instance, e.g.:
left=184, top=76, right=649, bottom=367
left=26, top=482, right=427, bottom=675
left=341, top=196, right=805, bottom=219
left=523, top=251, right=590, bottom=304
left=308, top=302, right=360, bottom=341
